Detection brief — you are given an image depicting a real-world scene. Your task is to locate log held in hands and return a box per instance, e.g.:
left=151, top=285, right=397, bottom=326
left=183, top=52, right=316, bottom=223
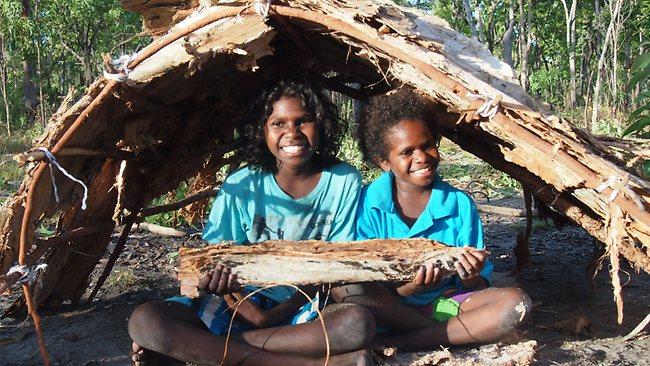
left=178, top=238, right=467, bottom=297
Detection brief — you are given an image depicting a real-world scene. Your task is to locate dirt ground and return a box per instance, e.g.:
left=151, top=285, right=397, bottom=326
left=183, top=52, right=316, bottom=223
left=1, top=195, right=649, bottom=366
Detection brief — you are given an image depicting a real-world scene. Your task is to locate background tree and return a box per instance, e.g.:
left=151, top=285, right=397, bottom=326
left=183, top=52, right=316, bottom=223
left=591, top=0, right=623, bottom=131
left=560, top=0, right=577, bottom=107
left=0, top=0, right=143, bottom=136
left=0, top=0, right=647, bottom=148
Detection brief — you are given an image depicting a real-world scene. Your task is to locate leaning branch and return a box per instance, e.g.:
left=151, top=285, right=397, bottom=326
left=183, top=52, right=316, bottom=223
left=138, top=186, right=219, bottom=220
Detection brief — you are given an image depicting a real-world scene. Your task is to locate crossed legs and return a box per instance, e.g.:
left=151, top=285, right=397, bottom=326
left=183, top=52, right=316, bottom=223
left=332, top=283, right=531, bottom=352
left=128, top=301, right=376, bottom=365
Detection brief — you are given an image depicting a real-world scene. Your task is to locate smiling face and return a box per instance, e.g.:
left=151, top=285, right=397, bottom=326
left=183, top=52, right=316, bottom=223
left=379, top=118, right=440, bottom=191
left=264, top=96, right=320, bottom=173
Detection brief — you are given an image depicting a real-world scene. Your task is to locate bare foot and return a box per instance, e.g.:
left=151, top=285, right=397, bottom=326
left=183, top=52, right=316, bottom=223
left=319, top=349, right=375, bottom=366
left=131, top=341, right=183, bottom=366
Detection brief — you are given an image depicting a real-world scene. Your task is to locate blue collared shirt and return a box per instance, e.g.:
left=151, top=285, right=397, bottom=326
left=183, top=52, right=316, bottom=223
left=356, top=172, right=493, bottom=305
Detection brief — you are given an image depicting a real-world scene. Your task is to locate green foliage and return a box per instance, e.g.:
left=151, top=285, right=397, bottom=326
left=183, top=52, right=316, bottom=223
left=0, top=126, right=43, bottom=204
left=144, top=182, right=191, bottom=227
left=623, top=45, right=650, bottom=138
left=0, top=159, right=21, bottom=205
left=529, top=68, right=568, bottom=107
left=0, top=0, right=145, bottom=134
left=392, top=0, right=433, bottom=11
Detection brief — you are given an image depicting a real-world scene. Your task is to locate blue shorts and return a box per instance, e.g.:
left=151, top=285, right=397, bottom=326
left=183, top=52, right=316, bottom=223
left=168, top=292, right=319, bottom=335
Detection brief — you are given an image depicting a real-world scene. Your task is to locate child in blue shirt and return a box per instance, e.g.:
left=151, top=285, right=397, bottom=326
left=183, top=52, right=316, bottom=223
left=333, top=88, right=531, bottom=351
left=129, top=81, right=375, bottom=366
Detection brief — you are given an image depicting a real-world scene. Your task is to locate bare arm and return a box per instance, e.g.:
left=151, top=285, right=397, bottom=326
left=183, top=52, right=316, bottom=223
left=225, top=286, right=317, bottom=328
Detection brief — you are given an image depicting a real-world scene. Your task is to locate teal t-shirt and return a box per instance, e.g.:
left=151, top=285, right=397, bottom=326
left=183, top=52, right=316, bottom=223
left=356, top=172, right=493, bottom=306
left=203, top=162, right=362, bottom=302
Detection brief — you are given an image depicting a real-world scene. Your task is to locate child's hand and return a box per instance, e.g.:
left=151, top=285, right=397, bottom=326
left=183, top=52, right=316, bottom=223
left=397, top=263, right=452, bottom=297
left=454, top=247, right=488, bottom=280
left=198, top=263, right=241, bottom=296
left=223, top=292, right=268, bottom=327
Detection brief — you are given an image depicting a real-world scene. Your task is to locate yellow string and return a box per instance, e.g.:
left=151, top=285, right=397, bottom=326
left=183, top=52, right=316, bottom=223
left=219, top=284, right=330, bottom=366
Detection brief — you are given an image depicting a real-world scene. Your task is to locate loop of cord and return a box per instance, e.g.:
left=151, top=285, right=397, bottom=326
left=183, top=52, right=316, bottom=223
left=103, top=53, right=137, bottom=82
left=466, top=92, right=499, bottom=120
left=36, top=148, right=89, bottom=210
left=596, top=174, right=643, bottom=209
left=6, top=264, right=48, bottom=285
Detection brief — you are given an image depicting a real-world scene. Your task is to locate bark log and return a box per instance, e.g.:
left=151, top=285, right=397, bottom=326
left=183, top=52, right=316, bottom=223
left=178, top=239, right=466, bottom=297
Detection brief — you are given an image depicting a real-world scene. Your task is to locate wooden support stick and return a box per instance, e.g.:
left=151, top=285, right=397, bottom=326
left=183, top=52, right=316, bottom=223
left=86, top=213, right=137, bottom=303
left=179, top=239, right=476, bottom=297
left=138, top=186, right=218, bottom=219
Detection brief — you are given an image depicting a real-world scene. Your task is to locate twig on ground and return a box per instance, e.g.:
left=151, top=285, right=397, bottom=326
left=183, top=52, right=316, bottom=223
left=622, top=313, right=650, bottom=342
left=222, top=284, right=330, bottom=366
left=476, top=204, right=525, bottom=217
left=135, top=222, right=188, bottom=237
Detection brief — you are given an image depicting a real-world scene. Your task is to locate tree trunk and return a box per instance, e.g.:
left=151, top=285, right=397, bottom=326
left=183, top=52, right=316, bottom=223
left=461, top=0, right=480, bottom=41
left=580, top=37, right=592, bottom=104
left=632, top=30, right=643, bottom=110
left=34, top=0, right=46, bottom=126
left=502, top=0, right=515, bottom=68
left=476, top=2, right=486, bottom=44
left=560, top=0, right=577, bottom=107
left=609, top=0, right=631, bottom=116
left=178, top=239, right=464, bottom=297
left=518, top=0, right=532, bottom=91
left=22, top=61, right=38, bottom=124
left=82, top=55, right=94, bottom=86
left=0, top=33, right=10, bottom=136
left=21, top=0, right=38, bottom=125
left=591, top=0, right=623, bottom=132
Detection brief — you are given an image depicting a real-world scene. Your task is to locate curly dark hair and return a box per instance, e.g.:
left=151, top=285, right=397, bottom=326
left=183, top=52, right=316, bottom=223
left=238, top=80, right=343, bottom=172
left=357, top=87, right=440, bottom=167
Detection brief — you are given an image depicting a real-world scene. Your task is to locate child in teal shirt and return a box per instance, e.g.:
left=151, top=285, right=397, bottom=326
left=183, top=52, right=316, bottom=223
left=334, top=88, right=531, bottom=351
left=129, top=81, right=375, bottom=366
